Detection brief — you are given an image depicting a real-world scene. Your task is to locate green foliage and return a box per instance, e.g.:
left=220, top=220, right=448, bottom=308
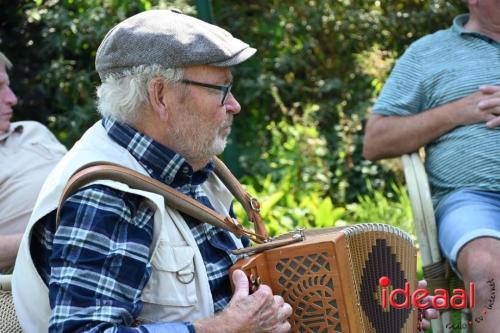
left=234, top=108, right=413, bottom=240
left=236, top=170, right=414, bottom=239
left=345, top=182, right=415, bottom=237
left=234, top=102, right=343, bottom=236
left=234, top=174, right=346, bottom=237
left=214, top=0, right=467, bottom=203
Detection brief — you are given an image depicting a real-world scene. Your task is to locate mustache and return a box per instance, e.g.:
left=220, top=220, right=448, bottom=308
left=222, top=117, right=233, bottom=128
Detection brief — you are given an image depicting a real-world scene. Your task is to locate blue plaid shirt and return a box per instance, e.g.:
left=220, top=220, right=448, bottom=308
left=31, top=118, right=249, bottom=333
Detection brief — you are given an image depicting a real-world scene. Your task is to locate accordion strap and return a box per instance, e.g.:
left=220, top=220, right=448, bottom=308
left=56, top=157, right=269, bottom=243
left=213, top=158, right=268, bottom=239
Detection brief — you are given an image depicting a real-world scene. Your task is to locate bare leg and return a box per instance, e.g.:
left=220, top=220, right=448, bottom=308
left=457, top=237, right=500, bottom=333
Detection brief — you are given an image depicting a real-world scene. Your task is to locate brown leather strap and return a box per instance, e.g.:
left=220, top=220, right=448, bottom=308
left=213, top=157, right=268, bottom=240
left=56, top=161, right=268, bottom=243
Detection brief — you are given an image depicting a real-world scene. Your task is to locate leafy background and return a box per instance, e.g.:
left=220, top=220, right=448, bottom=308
left=0, top=0, right=466, bottom=238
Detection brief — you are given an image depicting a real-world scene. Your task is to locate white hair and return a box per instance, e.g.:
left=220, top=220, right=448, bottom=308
left=0, top=52, right=13, bottom=69
left=96, top=65, right=184, bottom=124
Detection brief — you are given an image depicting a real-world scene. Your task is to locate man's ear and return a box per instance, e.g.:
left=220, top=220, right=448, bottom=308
left=148, top=77, right=169, bottom=121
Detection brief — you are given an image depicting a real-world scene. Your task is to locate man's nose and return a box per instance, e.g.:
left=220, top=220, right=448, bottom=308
left=5, top=86, right=18, bottom=107
left=225, top=92, right=240, bottom=115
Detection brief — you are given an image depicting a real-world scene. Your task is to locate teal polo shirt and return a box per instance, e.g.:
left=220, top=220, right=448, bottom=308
left=372, top=14, right=500, bottom=206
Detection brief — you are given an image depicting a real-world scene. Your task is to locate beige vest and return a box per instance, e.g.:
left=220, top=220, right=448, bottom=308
left=13, top=122, right=243, bottom=332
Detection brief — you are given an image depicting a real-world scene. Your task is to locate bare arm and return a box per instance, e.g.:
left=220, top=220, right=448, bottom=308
left=363, top=85, right=500, bottom=161
left=0, top=233, right=23, bottom=270
left=194, top=270, right=293, bottom=333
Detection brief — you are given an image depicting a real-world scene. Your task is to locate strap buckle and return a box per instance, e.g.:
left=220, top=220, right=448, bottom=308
left=249, top=197, right=261, bottom=212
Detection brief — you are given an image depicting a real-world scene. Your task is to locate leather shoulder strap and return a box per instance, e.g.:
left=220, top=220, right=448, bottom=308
left=213, top=157, right=268, bottom=239
left=56, top=161, right=268, bottom=243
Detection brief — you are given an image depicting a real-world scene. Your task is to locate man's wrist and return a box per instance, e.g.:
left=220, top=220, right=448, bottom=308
left=193, top=311, right=237, bottom=333
left=440, top=97, right=469, bottom=128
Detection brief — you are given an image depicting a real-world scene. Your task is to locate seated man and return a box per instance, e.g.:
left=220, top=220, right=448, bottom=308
left=12, top=9, right=292, bottom=333
left=0, top=51, right=66, bottom=273
left=363, top=1, right=500, bottom=332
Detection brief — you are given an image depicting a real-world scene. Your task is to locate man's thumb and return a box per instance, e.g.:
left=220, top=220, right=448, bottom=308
left=232, top=269, right=249, bottom=297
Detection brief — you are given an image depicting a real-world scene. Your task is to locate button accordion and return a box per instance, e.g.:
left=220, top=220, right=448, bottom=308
left=231, top=223, right=418, bottom=333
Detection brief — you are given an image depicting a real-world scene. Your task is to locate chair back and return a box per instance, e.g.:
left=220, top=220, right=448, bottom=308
left=0, top=274, right=23, bottom=333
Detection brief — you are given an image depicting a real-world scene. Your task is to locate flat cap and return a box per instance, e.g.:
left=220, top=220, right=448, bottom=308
left=95, top=9, right=256, bottom=81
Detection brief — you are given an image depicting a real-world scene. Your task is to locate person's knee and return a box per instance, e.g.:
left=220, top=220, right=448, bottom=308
left=458, top=237, right=500, bottom=282
left=457, top=239, right=500, bottom=306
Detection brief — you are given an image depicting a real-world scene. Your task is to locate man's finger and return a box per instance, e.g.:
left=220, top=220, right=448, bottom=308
left=424, top=308, right=440, bottom=320
left=486, top=116, right=500, bottom=128
left=421, top=318, right=431, bottom=330
left=273, top=295, right=285, bottom=307
left=276, top=321, right=292, bottom=333
left=478, top=98, right=500, bottom=110
left=417, top=279, right=427, bottom=289
left=480, top=85, right=500, bottom=94
left=231, top=270, right=250, bottom=298
left=283, top=302, right=293, bottom=318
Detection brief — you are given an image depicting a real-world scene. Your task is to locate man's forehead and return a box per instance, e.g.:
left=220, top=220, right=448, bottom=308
left=185, top=65, right=233, bottom=81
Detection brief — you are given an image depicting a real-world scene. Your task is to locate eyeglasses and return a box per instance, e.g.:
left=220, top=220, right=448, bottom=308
left=181, top=79, right=233, bottom=106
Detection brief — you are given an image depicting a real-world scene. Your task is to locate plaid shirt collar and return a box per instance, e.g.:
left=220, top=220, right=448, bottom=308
left=102, top=117, right=215, bottom=194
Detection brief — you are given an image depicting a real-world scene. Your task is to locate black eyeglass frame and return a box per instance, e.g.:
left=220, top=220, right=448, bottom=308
left=180, top=79, right=233, bottom=106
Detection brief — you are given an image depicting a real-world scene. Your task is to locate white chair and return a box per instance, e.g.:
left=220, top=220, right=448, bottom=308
left=401, top=152, right=472, bottom=333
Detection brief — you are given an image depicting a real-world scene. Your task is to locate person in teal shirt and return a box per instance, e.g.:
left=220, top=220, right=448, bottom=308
left=364, top=1, right=500, bottom=332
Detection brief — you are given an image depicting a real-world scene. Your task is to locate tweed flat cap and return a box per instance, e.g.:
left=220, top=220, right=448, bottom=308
left=95, top=9, right=256, bottom=80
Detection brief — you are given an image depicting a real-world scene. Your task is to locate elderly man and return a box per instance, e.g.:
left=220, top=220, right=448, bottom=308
left=13, top=9, right=292, bottom=333
left=363, top=1, right=500, bottom=331
left=0, top=52, right=66, bottom=273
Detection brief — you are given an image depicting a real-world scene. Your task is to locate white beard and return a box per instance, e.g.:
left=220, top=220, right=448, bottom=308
left=208, top=132, right=229, bottom=156
left=170, top=120, right=231, bottom=162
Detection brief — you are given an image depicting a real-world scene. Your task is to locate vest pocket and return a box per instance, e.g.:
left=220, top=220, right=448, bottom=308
left=141, top=242, right=197, bottom=307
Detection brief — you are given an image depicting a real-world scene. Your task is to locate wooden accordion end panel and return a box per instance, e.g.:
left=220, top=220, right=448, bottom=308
left=231, top=224, right=417, bottom=333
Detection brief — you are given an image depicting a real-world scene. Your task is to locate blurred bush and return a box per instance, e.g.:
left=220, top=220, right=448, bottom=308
left=233, top=106, right=413, bottom=238
left=214, top=0, right=466, bottom=204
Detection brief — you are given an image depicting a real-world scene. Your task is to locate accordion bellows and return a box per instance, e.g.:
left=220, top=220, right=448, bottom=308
left=231, top=223, right=418, bottom=333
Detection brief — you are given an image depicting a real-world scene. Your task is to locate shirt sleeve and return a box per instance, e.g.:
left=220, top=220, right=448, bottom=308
left=372, top=43, right=427, bottom=117
left=143, top=322, right=196, bottom=333
left=48, top=184, right=195, bottom=333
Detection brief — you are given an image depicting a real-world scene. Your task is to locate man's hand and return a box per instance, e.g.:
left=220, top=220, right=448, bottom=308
left=477, top=85, right=500, bottom=128
left=417, top=280, right=440, bottom=330
left=455, top=85, right=500, bottom=127
left=223, top=270, right=293, bottom=333
left=194, top=270, right=293, bottom=333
